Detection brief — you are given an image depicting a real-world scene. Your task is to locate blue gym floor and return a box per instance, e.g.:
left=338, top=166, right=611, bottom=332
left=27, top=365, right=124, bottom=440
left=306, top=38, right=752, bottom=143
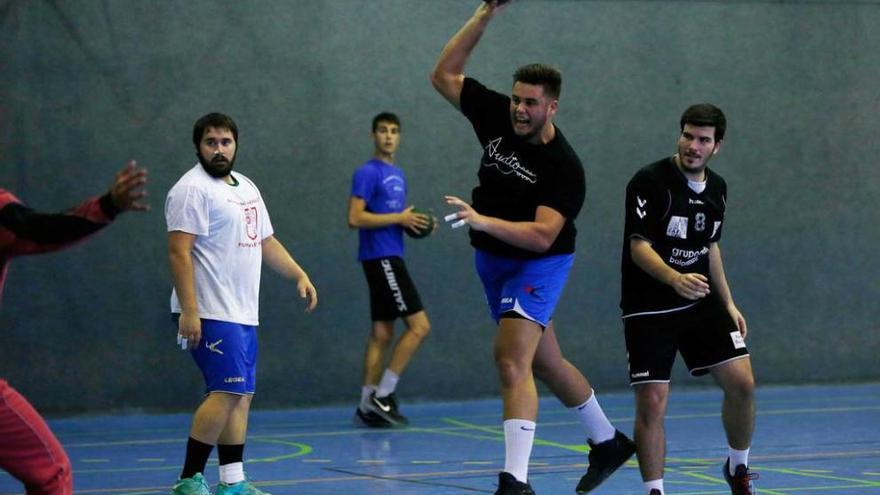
left=1, top=383, right=878, bottom=495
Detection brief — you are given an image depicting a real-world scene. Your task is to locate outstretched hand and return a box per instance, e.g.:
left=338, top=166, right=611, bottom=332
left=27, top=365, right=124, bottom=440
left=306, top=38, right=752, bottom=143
left=444, top=195, right=486, bottom=230
left=110, top=160, right=149, bottom=212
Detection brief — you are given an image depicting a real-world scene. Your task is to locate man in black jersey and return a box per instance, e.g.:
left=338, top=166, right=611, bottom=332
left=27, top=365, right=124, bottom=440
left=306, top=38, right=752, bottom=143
left=621, top=104, right=757, bottom=495
left=431, top=2, right=634, bottom=494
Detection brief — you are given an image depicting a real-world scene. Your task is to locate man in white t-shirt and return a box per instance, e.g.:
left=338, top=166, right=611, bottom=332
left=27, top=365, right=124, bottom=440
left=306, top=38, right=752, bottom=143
left=165, top=112, right=317, bottom=495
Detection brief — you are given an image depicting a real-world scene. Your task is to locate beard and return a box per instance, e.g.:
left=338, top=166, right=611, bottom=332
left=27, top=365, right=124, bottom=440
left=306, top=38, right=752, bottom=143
left=198, top=153, right=234, bottom=178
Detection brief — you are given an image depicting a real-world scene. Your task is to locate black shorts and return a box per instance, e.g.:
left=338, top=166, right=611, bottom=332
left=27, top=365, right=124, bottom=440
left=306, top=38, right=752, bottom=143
left=361, top=257, right=424, bottom=321
left=624, top=299, right=749, bottom=385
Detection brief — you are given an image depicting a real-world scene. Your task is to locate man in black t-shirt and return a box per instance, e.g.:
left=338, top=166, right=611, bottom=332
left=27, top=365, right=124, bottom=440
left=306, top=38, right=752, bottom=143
left=431, top=2, right=634, bottom=494
left=621, top=104, right=757, bottom=495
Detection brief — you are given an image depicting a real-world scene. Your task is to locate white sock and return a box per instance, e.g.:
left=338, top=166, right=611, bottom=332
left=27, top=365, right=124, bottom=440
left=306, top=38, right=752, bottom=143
left=360, top=385, right=376, bottom=411
left=570, top=390, right=616, bottom=443
left=503, top=419, right=535, bottom=483
left=376, top=370, right=399, bottom=398
left=219, top=461, right=245, bottom=485
left=729, top=447, right=750, bottom=475
left=644, top=479, right=664, bottom=494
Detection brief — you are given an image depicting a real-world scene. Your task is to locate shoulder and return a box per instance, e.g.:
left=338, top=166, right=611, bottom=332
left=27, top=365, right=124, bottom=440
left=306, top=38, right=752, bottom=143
left=706, top=168, right=727, bottom=189
left=0, top=189, right=21, bottom=209
left=550, top=128, right=583, bottom=168
left=628, top=158, right=669, bottom=188
left=233, top=171, right=262, bottom=193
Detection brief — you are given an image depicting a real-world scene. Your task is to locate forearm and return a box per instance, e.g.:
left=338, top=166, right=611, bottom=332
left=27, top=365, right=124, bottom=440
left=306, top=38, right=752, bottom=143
left=0, top=196, right=114, bottom=254
left=262, top=236, right=309, bottom=282
left=478, top=217, right=557, bottom=253
left=630, top=239, right=680, bottom=286
left=430, top=7, right=493, bottom=105
left=168, top=251, right=198, bottom=314
left=348, top=210, right=403, bottom=230
left=708, top=243, right=735, bottom=306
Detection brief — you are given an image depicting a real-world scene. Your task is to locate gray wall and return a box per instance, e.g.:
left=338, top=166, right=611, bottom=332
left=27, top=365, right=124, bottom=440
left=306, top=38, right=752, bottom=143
left=1, top=0, right=877, bottom=415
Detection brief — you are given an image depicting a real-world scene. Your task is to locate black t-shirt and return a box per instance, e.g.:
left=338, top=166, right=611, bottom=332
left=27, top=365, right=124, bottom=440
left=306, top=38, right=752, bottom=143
left=459, top=77, right=586, bottom=259
left=620, top=157, right=727, bottom=316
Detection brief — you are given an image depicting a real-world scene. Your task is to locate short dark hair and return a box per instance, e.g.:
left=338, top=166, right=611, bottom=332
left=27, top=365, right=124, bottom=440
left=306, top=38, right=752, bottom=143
left=372, top=112, right=401, bottom=132
left=192, top=112, right=238, bottom=149
left=513, top=64, right=562, bottom=99
left=680, top=103, right=726, bottom=141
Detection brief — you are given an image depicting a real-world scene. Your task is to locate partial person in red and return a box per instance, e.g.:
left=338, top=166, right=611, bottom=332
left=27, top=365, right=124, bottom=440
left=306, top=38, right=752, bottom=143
left=0, top=161, right=148, bottom=495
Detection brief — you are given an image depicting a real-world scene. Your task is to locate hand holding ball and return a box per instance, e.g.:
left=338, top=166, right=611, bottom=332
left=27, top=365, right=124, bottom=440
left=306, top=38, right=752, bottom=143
left=405, top=208, right=435, bottom=239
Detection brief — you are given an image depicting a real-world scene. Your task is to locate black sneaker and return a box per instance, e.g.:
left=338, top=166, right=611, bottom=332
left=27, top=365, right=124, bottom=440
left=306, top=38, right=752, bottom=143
left=575, top=430, right=636, bottom=493
left=722, top=458, right=758, bottom=495
left=367, top=392, right=409, bottom=426
left=494, top=472, right=535, bottom=495
left=353, top=407, right=393, bottom=428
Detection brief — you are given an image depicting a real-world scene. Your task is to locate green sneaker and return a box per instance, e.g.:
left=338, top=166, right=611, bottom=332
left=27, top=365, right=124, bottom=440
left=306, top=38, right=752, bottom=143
left=216, top=478, right=271, bottom=495
left=171, top=473, right=211, bottom=495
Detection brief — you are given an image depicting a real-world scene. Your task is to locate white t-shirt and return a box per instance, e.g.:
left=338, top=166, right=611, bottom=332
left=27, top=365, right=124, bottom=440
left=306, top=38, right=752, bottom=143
left=165, top=164, right=274, bottom=325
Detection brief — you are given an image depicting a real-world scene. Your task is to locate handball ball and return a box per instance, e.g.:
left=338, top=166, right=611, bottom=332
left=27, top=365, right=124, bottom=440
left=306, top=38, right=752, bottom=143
left=405, top=209, right=434, bottom=239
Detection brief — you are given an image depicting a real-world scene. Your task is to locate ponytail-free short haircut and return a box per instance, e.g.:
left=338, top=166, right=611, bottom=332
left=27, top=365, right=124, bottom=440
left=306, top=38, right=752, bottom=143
left=680, top=103, right=726, bottom=141
left=192, top=113, right=238, bottom=150
left=372, top=112, right=401, bottom=132
left=513, top=64, right=562, bottom=99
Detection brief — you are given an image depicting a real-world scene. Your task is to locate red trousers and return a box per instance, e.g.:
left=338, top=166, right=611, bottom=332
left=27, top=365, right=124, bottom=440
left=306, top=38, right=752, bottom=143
left=0, top=379, right=72, bottom=495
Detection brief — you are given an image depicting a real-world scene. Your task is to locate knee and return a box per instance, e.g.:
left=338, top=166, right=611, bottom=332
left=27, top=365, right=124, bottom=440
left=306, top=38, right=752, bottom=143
left=531, top=356, right=560, bottom=383
left=635, top=388, right=668, bottom=422
left=406, top=320, right=431, bottom=340
left=725, top=374, right=756, bottom=402
left=495, top=356, right=531, bottom=388
left=27, top=452, right=72, bottom=495
left=369, top=327, right=394, bottom=347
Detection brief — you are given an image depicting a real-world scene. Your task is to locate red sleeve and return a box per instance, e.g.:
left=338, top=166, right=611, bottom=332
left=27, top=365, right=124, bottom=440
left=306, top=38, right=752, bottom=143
left=0, top=189, right=117, bottom=257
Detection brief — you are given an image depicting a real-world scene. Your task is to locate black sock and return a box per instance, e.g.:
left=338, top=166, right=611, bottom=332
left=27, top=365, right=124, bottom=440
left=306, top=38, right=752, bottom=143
left=217, top=443, right=245, bottom=465
left=181, top=437, right=214, bottom=479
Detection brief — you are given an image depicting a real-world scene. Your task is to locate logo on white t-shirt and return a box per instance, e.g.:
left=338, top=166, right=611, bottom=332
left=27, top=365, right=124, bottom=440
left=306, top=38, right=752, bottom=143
left=244, top=206, right=259, bottom=240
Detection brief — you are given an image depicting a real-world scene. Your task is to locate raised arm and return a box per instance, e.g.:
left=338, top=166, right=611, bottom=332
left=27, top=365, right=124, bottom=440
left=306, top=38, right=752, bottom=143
left=430, top=1, right=508, bottom=109
left=0, top=161, right=148, bottom=255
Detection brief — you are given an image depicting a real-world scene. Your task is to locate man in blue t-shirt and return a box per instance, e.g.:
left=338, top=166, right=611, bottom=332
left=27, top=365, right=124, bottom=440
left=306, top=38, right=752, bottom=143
left=431, top=3, right=634, bottom=494
left=348, top=112, right=434, bottom=427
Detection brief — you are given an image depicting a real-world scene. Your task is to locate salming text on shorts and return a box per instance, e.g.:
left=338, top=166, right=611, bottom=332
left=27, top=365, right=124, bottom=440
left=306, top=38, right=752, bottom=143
left=624, top=298, right=749, bottom=385
left=361, top=257, right=424, bottom=321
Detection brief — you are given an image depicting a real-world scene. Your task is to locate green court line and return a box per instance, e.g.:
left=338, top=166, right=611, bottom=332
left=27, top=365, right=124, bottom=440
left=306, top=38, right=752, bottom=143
left=244, top=438, right=312, bottom=462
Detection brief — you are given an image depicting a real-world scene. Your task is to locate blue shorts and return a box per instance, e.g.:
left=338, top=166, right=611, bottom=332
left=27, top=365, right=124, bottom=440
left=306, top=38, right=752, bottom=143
left=174, top=316, right=258, bottom=395
left=474, top=250, right=575, bottom=328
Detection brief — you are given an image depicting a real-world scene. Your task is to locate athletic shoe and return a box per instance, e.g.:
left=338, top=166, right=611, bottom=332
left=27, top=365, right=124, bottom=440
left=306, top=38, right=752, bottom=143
left=494, top=472, right=536, bottom=495
left=171, top=473, right=210, bottom=495
left=722, top=458, right=758, bottom=495
left=575, top=430, right=637, bottom=493
left=216, top=477, right=271, bottom=495
left=649, top=490, right=662, bottom=495
left=353, top=407, right=393, bottom=428
left=367, top=392, right=409, bottom=426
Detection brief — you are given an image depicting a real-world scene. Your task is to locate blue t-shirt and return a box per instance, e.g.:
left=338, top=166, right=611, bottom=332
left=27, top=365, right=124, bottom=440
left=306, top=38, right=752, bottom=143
left=350, top=159, right=407, bottom=261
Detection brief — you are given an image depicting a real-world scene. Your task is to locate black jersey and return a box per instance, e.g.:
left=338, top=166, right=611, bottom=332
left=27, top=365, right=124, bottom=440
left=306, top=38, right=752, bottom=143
left=459, top=77, right=585, bottom=260
left=620, top=157, right=727, bottom=317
